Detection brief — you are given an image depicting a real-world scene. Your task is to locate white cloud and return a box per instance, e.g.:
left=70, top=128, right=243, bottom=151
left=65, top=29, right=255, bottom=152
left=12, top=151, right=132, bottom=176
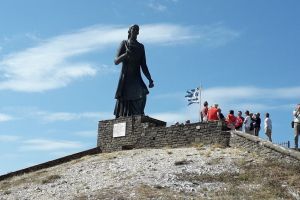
left=0, top=23, right=239, bottom=92
left=39, top=111, right=113, bottom=122
left=140, top=23, right=239, bottom=46
left=20, top=139, right=82, bottom=151
left=201, top=86, right=300, bottom=105
left=0, top=113, right=14, bottom=122
left=198, top=24, right=240, bottom=47
left=24, top=32, right=42, bottom=42
left=152, top=92, right=182, bottom=100
left=0, top=135, right=20, bottom=142
left=0, top=107, right=114, bottom=123
left=50, top=151, right=75, bottom=158
left=148, top=2, right=167, bottom=11
left=151, top=112, right=187, bottom=124
left=74, top=130, right=97, bottom=137
left=155, top=85, right=300, bottom=106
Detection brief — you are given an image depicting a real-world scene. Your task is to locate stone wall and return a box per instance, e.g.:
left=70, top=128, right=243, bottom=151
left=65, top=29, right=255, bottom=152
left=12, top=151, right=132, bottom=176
left=97, top=115, right=230, bottom=152
left=230, top=130, right=300, bottom=164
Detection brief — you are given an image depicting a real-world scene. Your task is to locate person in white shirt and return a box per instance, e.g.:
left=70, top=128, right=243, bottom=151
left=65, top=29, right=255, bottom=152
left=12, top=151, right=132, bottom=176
left=264, top=113, right=272, bottom=142
left=243, top=110, right=252, bottom=134
left=293, top=104, right=300, bottom=149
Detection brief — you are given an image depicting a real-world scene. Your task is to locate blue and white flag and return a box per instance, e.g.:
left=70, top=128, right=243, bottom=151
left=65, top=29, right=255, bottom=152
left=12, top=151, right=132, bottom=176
left=185, top=87, right=200, bottom=105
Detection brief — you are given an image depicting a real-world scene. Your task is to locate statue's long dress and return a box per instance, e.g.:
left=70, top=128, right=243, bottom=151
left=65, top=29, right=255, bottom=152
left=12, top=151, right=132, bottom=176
left=114, top=40, right=152, bottom=118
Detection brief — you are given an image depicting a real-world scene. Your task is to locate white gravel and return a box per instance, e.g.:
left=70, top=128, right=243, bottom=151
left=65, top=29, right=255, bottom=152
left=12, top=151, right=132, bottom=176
left=0, top=146, right=259, bottom=200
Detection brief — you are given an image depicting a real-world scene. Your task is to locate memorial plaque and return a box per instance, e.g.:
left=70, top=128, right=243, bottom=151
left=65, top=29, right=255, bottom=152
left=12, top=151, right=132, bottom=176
left=113, top=122, right=126, bottom=137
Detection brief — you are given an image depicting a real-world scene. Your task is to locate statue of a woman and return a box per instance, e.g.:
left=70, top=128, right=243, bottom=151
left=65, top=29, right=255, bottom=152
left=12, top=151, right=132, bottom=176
left=113, top=24, right=154, bottom=118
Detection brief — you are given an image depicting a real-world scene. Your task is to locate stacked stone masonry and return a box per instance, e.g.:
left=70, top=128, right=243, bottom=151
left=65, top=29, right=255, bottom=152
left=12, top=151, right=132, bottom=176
left=98, top=116, right=300, bottom=165
left=97, top=115, right=230, bottom=152
left=230, top=130, right=300, bottom=165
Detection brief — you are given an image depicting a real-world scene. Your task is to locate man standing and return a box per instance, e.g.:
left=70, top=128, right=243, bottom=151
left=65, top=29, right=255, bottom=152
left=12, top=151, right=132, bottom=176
left=293, top=104, right=300, bottom=149
left=264, top=113, right=272, bottom=142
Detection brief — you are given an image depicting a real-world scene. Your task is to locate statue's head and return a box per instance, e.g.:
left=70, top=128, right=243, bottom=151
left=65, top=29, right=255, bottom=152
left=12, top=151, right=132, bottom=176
left=128, top=24, right=139, bottom=39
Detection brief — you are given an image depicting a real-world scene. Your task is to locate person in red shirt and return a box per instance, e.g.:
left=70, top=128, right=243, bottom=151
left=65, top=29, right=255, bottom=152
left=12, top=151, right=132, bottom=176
left=226, top=110, right=236, bottom=130
left=235, top=111, right=244, bottom=131
left=207, top=104, right=220, bottom=121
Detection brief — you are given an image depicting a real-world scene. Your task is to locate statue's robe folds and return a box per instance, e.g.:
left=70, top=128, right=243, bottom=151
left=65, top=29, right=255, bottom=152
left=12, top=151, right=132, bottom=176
left=114, top=40, right=152, bottom=118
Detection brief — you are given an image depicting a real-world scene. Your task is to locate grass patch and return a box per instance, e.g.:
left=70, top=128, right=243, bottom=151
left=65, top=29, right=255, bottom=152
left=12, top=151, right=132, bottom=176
left=211, top=143, right=226, bottom=149
left=176, top=171, right=292, bottom=199
left=206, top=158, right=222, bottom=165
left=41, top=174, right=62, bottom=184
left=3, top=190, right=11, bottom=195
left=100, top=152, right=119, bottom=160
left=175, top=157, right=300, bottom=199
left=80, top=184, right=190, bottom=199
left=73, top=194, right=88, bottom=200
left=176, top=171, right=239, bottom=183
left=205, top=150, right=212, bottom=157
left=166, top=150, right=173, bottom=155
left=191, top=142, right=205, bottom=150
left=163, top=145, right=173, bottom=149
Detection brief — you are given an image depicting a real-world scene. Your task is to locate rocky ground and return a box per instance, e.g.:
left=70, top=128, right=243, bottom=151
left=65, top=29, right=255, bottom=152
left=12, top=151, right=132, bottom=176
left=0, top=145, right=300, bottom=200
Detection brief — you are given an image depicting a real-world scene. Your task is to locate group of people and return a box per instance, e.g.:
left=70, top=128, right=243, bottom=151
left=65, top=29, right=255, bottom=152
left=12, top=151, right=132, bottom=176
left=200, top=101, right=273, bottom=142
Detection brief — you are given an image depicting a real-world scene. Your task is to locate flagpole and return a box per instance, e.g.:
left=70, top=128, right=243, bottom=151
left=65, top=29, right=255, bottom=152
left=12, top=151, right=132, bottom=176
left=199, top=84, right=202, bottom=122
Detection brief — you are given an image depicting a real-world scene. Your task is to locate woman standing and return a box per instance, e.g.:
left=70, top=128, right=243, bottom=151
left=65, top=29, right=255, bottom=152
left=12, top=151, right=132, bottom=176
left=114, top=25, right=154, bottom=118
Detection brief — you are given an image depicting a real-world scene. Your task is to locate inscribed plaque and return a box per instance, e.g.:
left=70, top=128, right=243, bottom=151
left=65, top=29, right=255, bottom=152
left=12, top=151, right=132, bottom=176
left=113, top=122, right=126, bottom=137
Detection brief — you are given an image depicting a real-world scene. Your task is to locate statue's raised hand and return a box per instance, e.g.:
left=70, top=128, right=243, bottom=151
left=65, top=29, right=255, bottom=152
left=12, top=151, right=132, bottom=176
left=149, top=80, right=154, bottom=88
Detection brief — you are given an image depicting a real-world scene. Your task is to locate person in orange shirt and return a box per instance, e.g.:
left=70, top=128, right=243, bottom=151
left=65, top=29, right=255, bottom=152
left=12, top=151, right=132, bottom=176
left=235, top=111, right=244, bottom=131
left=207, top=104, right=220, bottom=121
left=226, top=110, right=236, bottom=130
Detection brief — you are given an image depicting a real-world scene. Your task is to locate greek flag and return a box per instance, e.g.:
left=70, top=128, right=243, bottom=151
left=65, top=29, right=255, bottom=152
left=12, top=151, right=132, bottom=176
left=185, top=87, right=200, bottom=106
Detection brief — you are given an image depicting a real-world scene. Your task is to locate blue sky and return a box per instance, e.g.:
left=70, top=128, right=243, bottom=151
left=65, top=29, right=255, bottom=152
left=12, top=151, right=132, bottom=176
left=0, top=0, right=299, bottom=175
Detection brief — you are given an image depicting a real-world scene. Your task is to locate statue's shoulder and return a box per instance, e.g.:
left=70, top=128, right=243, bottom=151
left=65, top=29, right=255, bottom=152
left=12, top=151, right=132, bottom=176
left=121, top=40, right=127, bottom=45
left=137, top=41, right=143, bottom=46
left=136, top=41, right=144, bottom=49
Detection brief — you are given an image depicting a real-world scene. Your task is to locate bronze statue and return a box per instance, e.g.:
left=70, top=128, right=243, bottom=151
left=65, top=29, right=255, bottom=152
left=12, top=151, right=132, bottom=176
left=113, top=24, right=154, bottom=118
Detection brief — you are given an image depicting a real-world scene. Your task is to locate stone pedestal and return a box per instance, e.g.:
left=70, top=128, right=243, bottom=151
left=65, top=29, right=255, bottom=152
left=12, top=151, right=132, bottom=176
left=97, top=115, right=166, bottom=152
left=97, top=115, right=229, bottom=153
